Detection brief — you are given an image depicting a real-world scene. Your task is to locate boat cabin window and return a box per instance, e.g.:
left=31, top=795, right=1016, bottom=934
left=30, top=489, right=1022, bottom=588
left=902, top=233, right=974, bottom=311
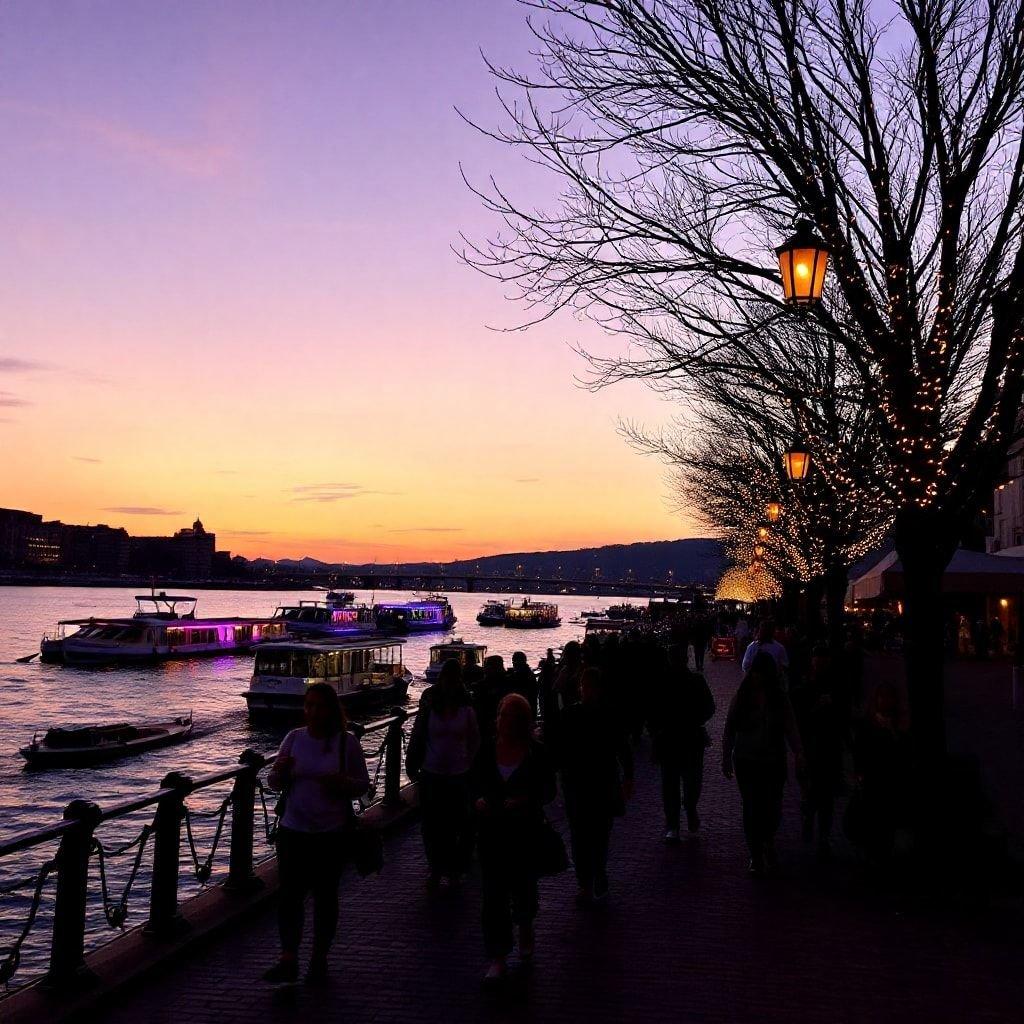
left=256, top=650, right=292, bottom=676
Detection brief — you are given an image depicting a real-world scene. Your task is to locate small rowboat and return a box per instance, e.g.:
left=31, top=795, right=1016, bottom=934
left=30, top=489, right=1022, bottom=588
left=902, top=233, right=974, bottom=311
left=20, top=714, right=194, bottom=769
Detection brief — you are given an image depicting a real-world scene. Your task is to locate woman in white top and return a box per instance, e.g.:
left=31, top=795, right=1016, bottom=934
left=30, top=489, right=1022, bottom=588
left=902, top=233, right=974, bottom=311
left=406, top=658, right=480, bottom=889
left=264, top=683, right=369, bottom=985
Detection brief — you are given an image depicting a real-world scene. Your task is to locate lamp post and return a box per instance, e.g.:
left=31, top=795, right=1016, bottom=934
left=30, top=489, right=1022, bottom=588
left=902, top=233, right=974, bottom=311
left=783, top=448, right=811, bottom=480
left=775, top=219, right=831, bottom=306
left=766, top=501, right=781, bottom=523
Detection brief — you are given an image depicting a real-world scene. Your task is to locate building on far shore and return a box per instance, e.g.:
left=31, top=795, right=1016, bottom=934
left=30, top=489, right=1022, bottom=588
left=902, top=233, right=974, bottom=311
left=0, top=508, right=228, bottom=579
left=130, top=518, right=217, bottom=579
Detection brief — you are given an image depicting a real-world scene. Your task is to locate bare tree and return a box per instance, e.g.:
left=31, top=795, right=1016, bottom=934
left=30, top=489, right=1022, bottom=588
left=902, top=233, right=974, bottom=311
left=464, top=0, right=1024, bottom=764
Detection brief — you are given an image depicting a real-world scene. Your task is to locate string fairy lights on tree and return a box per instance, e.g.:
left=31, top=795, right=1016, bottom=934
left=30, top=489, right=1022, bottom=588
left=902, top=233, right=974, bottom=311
left=464, top=0, right=1024, bottom=768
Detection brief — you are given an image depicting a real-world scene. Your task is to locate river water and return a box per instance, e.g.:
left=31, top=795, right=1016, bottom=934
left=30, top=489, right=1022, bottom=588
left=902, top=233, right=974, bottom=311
left=0, top=585, right=613, bottom=984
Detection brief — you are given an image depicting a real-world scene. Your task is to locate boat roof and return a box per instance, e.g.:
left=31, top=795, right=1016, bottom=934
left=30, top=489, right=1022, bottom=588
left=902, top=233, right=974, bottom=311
left=135, top=594, right=197, bottom=601
left=375, top=600, right=448, bottom=607
left=57, top=616, right=280, bottom=626
left=430, top=641, right=487, bottom=651
left=254, top=638, right=406, bottom=653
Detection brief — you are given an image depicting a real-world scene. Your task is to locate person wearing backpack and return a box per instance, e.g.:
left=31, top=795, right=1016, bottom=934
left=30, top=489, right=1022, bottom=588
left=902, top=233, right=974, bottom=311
left=264, top=683, right=369, bottom=985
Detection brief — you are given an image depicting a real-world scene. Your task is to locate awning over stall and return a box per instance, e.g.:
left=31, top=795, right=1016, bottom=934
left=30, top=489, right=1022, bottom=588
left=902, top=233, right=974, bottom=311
left=849, top=549, right=1024, bottom=604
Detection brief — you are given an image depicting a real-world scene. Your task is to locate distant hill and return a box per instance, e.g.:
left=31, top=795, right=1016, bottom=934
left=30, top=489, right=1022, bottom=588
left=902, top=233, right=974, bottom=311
left=259, top=538, right=724, bottom=585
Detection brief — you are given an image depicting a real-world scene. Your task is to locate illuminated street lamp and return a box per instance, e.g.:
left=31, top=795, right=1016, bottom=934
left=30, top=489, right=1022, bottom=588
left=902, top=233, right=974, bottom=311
left=783, top=448, right=811, bottom=481
left=766, top=501, right=781, bottom=523
left=753, top=544, right=765, bottom=559
left=775, top=219, right=830, bottom=306
left=757, top=526, right=769, bottom=541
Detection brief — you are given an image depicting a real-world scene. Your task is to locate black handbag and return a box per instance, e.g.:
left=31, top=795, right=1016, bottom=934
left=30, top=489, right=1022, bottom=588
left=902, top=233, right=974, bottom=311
left=532, top=818, right=569, bottom=877
left=341, top=730, right=384, bottom=876
left=347, top=822, right=384, bottom=876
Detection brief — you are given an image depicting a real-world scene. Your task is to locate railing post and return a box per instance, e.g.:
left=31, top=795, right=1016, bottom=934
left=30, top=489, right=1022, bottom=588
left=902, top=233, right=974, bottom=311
left=43, top=800, right=102, bottom=990
left=383, top=710, right=408, bottom=808
left=145, top=772, right=192, bottom=938
left=226, top=749, right=266, bottom=892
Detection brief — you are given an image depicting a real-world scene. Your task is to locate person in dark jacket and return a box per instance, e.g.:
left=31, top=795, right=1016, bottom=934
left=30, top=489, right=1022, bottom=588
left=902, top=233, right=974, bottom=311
left=508, top=650, right=539, bottom=718
left=475, top=693, right=556, bottom=984
left=792, top=645, right=848, bottom=862
left=405, top=659, right=480, bottom=888
left=690, top=615, right=713, bottom=673
left=473, top=655, right=512, bottom=746
left=554, top=667, right=634, bottom=905
left=649, top=644, right=715, bottom=841
left=722, top=653, right=804, bottom=877
left=852, top=682, right=911, bottom=869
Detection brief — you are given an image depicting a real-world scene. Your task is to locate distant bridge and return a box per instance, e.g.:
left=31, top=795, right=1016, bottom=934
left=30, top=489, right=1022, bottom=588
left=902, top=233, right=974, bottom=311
left=309, top=572, right=713, bottom=601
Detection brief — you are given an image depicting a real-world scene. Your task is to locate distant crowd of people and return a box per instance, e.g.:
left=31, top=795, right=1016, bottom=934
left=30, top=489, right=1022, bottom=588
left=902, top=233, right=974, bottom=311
left=262, top=613, right=911, bottom=986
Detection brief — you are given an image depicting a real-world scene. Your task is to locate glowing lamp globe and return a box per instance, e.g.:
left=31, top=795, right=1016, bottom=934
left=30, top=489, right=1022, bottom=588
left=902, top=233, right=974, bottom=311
left=766, top=502, right=781, bottom=523
left=783, top=449, right=811, bottom=480
left=753, top=544, right=765, bottom=559
left=775, top=219, right=830, bottom=306
left=757, top=526, right=769, bottom=541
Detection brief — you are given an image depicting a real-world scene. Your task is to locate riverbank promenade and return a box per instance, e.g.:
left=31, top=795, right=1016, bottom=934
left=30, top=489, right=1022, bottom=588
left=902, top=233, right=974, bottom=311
left=85, top=657, right=1023, bottom=1024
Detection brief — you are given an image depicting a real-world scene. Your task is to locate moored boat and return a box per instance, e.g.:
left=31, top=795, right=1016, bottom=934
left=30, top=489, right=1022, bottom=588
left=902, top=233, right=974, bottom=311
left=424, top=640, right=488, bottom=683
left=40, top=592, right=287, bottom=666
left=584, top=616, right=632, bottom=637
left=476, top=599, right=510, bottom=627
left=21, top=714, right=194, bottom=769
left=272, top=600, right=377, bottom=639
left=243, top=638, right=412, bottom=716
left=373, top=596, right=456, bottom=634
left=504, top=599, right=561, bottom=629
left=606, top=602, right=644, bottom=621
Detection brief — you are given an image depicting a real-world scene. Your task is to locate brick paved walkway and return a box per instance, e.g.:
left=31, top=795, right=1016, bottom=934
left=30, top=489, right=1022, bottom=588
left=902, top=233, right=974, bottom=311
left=95, top=659, right=1023, bottom=1024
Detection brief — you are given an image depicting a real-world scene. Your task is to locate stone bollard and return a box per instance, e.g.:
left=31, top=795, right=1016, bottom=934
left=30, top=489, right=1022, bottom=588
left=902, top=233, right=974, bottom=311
left=145, top=772, right=193, bottom=939
left=226, top=749, right=266, bottom=893
left=43, top=800, right=103, bottom=989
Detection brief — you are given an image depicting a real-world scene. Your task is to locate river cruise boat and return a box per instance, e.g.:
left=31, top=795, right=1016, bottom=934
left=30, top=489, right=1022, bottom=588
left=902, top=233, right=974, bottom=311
left=373, top=597, right=456, bottom=634
left=315, top=588, right=355, bottom=608
left=476, top=599, right=511, bottom=626
left=39, top=593, right=287, bottom=667
left=504, top=599, right=561, bottom=629
left=21, top=715, right=193, bottom=769
left=243, top=638, right=412, bottom=716
left=584, top=616, right=632, bottom=637
left=423, top=640, right=488, bottom=684
left=607, top=602, right=644, bottom=620
left=272, top=600, right=376, bottom=639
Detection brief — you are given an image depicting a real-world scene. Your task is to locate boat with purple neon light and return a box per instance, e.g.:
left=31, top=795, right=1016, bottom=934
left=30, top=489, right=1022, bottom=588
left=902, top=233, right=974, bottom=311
left=271, top=599, right=377, bottom=639
left=372, top=595, right=456, bottom=634
left=40, top=591, right=287, bottom=666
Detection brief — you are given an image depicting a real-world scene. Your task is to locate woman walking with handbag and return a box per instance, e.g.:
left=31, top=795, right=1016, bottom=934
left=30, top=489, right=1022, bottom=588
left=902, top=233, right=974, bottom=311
left=475, top=693, right=557, bottom=984
left=405, top=658, right=481, bottom=889
left=264, top=682, right=370, bottom=985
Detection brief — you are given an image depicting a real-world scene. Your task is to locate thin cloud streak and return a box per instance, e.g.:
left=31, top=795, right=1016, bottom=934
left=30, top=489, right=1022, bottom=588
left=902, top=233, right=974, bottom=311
left=73, top=456, right=102, bottom=464
left=0, top=391, right=30, bottom=407
left=103, top=506, right=183, bottom=516
left=0, top=357, right=52, bottom=373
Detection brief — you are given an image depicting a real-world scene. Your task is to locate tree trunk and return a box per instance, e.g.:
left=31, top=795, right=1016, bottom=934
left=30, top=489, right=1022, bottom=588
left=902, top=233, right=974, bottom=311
left=803, top=577, right=825, bottom=640
left=892, top=507, right=958, bottom=769
left=824, top=565, right=848, bottom=654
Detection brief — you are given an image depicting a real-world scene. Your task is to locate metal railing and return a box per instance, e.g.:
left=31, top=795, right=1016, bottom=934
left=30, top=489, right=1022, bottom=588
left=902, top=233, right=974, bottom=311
left=0, top=708, right=409, bottom=993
